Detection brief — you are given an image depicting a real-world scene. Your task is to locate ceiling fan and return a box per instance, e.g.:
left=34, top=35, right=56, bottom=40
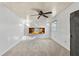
left=31, top=9, right=52, bottom=19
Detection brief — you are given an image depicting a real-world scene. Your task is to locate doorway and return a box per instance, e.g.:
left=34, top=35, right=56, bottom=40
left=70, top=10, right=79, bottom=56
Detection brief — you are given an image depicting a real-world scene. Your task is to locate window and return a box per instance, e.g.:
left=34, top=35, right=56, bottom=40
left=51, top=20, right=57, bottom=32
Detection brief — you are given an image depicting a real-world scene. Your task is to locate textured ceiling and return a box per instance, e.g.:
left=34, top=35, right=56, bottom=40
left=2, top=2, right=73, bottom=19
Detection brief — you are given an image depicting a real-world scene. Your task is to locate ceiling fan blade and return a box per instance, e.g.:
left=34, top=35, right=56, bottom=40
left=40, top=11, right=43, bottom=14
left=39, top=11, right=44, bottom=15
left=37, top=16, right=41, bottom=19
left=43, top=12, right=52, bottom=14
left=43, top=15, right=48, bottom=18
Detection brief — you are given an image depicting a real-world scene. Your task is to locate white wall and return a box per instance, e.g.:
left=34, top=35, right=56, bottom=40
left=0, top=4, right=23, bottom=55
left=51, top=2, right=79, bottom=50
left=0, top=3, right=50, bottom=55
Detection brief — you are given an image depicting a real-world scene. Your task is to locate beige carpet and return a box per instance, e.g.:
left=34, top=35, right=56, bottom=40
left=3, top=38, right=70, bottom=56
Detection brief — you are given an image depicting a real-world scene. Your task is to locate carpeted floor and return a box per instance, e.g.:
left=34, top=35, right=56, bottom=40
left=3, top=38, right=70, bottom=56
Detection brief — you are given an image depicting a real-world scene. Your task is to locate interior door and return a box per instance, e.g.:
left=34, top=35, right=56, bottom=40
left=70, top=10, right=79, bottom=56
